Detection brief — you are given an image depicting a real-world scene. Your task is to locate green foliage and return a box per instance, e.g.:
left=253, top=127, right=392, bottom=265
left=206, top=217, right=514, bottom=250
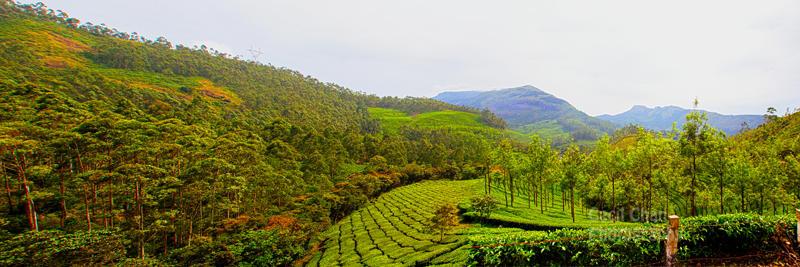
left=467, top=227, right=664, bottom=266
left=0, top=230, right=125, bottom=266
left=429, top=203, right=460, bottom=242
left=167, top=237, right=235, bottom=266
left=0, top=3, right=510, bottom=265
left=2, top=2, right=800, bottom=266
left=367, top=96, right=507, bottom=129
left=312, top=180, right=490, bottom=266
left=229, top=229, right=306, bottom=267
left=678, top=213, right=798, bottom=259
left=368, top=107, right=502, bottom=135
left=469, top=195, right=498, bottom=220
left=468, top=213, right=799, bottom=266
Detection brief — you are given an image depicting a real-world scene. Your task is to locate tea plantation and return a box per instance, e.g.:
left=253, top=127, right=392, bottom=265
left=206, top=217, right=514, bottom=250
left=305, top=179, right=616, bottom=266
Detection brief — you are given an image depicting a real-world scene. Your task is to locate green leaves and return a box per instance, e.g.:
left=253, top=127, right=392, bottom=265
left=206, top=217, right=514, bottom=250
left=468, top=214, right=798, bottom=266
left=468, top=227, right=664, bottom=266
left=0, top=230, right=125, bottom=266
left=470, top=195, right=498, bottom=220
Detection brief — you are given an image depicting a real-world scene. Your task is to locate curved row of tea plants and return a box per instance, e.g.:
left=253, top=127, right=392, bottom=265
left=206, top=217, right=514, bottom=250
left=306, top=179, right=524, bottom=266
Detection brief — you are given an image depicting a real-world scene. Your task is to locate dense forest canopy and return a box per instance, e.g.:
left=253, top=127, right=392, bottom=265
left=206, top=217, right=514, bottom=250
left=1, top=1, right=799, bottom=266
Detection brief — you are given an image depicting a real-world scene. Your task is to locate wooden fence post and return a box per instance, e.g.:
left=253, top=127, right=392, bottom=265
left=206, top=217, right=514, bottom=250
left=666, top=215, right=680, bottom=267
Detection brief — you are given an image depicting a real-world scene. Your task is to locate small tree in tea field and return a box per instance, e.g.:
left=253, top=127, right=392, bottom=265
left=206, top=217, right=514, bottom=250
left=429, top=203, right=460, bottom=242
left=470, top=195, right=498, bottom=221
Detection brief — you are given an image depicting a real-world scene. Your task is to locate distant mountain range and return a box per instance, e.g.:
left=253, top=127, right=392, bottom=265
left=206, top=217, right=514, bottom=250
left=597, top=105, right=764, bottom=135
left=434, top=85, right=616, bottom=141
left=434, top=85, right=765, bottom=140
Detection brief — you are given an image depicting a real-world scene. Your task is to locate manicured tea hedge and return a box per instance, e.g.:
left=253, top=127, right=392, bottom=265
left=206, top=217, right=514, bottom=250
left=678, top=214, right=798, bottom=259
left=468, top=214, right=798, bottom=266
left=468, top=227, right=665, bottom=266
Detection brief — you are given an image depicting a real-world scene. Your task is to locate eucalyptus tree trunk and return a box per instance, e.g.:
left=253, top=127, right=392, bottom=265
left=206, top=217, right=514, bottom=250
left=570, top=186, right=575, bottom=223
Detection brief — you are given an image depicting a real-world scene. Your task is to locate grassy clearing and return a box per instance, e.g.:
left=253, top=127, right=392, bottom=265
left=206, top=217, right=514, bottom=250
left=367, top=107, right=531, bottom=142
left=368, top=107, right=486, bottom=134
left=464, top=184, right=636, bottom=229
left=516, top=120, right=570, bottom=141
left=366, top=108, right=414, bottom=135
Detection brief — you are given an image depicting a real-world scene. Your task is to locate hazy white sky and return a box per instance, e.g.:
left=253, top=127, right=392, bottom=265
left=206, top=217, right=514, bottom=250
left=29, top=0, right=800, bottom=115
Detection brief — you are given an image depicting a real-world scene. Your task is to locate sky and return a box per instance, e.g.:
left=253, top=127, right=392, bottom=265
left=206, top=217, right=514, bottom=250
left=27, top=0, right=800, bottom=116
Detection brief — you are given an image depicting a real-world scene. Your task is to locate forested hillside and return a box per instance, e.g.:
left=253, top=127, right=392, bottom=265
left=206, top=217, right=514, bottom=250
left=0, top=2, right=508, bottom=265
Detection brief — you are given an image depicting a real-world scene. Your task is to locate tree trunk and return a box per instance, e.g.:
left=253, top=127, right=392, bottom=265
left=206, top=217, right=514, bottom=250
left=771, top=199, right=776, bottom=215
left=690, top=155, right=697, bottom=216
left=83, top=185, right=91, bottom=231
left=188, top=219, right=193, bottom=247
left=648, top=176, right=653, bottom=221
left=60, top=173, right=66, bottom=228
left=612, top=176, right=616, bottom=223
left=108, top=188, right=114, bottom=228
left=486, top=161, right=491, bottom=194
left=502, top=176, right=508, bottom=207
left=163, top=232, right=168, bottom=256
left=507, top=170, right=514, bottom=207
left=665, top=187, right=670, bottom=216
left=719, top=181, right=724, bottom=214
left=527, top=182, right=531, bottom=208
left=540, top=179, right=545, bottom=214
left=740, top=188, right=745, bottom=212
left=23, top=182, right=37, bottom=231
left=12, top=151, right=37, bottom=231
left=570, top=187, right=575, bottom=223
left=136, top=179, right=144, bottom=259
left=4, top=166, right=14, bottom=214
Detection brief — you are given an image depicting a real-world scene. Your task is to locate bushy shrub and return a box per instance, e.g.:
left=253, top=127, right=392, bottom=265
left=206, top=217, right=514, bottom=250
left=678, top=213, right=797, bottom=259
left=115, top=257, right=165, bottom=266
left=228, top=229, right=306, bottom=267
left=0, top=230, right=126, bottom=266
left=168, top=228, right=306, bottom=267
left=167, top=237, right=235, bottom=266
left=470, top=195, right=498, bottom=220
left=468, top=227, right=664, bottom=266
left=468, top=214, right=799, bottom=266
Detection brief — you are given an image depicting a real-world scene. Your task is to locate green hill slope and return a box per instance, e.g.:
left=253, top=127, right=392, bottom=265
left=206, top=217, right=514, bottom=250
left=735, top=111, right=800, bottom=145
left=368, top=107, right=528, bottom=142
left=0, top=13, right=366, bottom=130
left=370, top=108, right=489, bottom=133
left=434, top=85, right=617, bottom=144
left=0, top=3, right=509, bottom=266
